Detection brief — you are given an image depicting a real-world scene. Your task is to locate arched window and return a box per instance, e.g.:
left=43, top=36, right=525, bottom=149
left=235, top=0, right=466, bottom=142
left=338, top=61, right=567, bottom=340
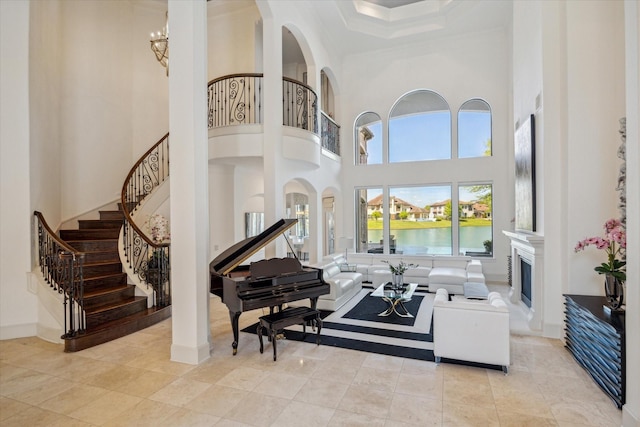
left=351, top=92, right=494, bottom=257
left=355, top=112, right=382, bottom=165
left=458, top=99, right=492, bottom=158
left=389, top=90, right=451, bottom=162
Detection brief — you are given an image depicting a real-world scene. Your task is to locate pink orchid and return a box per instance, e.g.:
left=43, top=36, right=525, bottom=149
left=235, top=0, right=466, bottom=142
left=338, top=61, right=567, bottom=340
left=575, top=218, right=626, bottom=281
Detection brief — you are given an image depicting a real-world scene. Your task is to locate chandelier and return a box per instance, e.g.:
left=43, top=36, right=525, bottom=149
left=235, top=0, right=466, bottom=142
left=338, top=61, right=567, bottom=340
left=150, top=13, right=169, bottom=75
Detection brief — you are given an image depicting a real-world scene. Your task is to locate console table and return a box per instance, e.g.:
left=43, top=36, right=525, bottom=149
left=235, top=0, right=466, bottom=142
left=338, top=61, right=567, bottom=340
left=564, top=295, right=625, bottom=408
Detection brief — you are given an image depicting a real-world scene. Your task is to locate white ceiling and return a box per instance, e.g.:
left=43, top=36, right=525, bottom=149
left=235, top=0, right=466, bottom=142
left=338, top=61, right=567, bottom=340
left=307, top=0, right=512, bottom=56
left=210, top=0, right=512, bottom=61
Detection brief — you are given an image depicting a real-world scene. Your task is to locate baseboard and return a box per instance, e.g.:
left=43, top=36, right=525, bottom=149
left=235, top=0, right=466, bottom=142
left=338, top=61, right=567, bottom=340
left=543, top=322, right=563, bottom=339
left=36, top=324, right=63, bottom=344
left=623, top=406, right=640, bottom=427
left=0, top=322, right=37, bottom=340
left=171, top=342, right=211, bottom=365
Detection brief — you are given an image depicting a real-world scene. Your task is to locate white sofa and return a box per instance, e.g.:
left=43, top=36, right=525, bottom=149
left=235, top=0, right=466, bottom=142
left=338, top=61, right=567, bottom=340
left=427, top=259, right=484, bottom=294
left=433, top=288, right=510, bottom=373
left=308, top=256, right=363, bottom=311
left=342, top=254, right=485, bottom=294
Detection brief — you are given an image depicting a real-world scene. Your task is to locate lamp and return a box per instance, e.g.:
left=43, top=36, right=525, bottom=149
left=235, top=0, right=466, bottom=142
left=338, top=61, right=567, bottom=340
left=150, top=12, right=169, bottom=75
left=339, top=237, right=354, bottom=262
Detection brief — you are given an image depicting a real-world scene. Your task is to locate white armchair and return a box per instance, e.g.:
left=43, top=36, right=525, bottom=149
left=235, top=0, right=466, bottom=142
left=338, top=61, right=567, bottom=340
left=433, top=288, right=510, bottom=373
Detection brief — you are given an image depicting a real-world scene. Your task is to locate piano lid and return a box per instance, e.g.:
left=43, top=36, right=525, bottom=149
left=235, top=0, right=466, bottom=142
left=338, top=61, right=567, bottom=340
left=210, top=218, right=298, bottom=276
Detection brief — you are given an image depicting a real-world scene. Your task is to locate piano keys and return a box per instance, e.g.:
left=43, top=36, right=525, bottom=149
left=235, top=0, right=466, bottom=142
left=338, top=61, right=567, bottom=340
left=210, top=218, right=329, bottom=355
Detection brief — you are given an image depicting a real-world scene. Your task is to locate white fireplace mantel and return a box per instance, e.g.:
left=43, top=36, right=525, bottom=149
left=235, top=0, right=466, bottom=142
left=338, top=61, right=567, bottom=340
left=503, top=230, right=545, bottom=331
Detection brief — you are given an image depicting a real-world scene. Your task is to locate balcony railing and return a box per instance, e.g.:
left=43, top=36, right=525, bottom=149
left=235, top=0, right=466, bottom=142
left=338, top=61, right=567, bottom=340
left=282, top=77, right=318, bottom=134
left=208, top=73, right=263, bottom=128
left=207, top=74, right=320, bottom=135
left=321, top=111, right=340, bottom=156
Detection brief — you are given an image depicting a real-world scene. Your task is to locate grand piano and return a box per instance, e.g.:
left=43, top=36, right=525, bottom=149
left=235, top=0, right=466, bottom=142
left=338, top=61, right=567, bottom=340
left=210, top=218, right=329, bottom=355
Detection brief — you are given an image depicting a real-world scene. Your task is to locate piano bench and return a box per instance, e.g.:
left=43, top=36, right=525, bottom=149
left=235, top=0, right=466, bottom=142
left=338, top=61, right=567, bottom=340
left=257, top=307, right=322, bottom=361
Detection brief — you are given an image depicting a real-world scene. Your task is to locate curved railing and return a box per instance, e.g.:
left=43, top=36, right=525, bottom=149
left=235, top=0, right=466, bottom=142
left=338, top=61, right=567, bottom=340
left=34, top=211, right=86, bottom=337
left=121, top=133, right=171, bottom=307
left=207, top=74, right=319, bottom=134
left=283, top=77, right=318, bottom=133
left=321, top=111, right=340, bottom=155
left=208, top=73, right=263, bottom=128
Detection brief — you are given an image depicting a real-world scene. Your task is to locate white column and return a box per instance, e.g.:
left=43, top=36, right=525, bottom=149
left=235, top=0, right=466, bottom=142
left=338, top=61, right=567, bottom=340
left=623, top=1, right=639, bottom=425
left=0, top=0, right=37, bottom=339
left=261, top=17, right=284, bottom=258
left=168, top=0, right=210, bottom=364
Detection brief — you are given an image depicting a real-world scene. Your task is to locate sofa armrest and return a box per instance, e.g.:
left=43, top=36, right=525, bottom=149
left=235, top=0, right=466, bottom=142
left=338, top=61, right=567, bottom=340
left=322, top=262, right=341, bottom=280
left=434, top=288, right=449, bottom=303
left=466, top=259, right=483, bottom=273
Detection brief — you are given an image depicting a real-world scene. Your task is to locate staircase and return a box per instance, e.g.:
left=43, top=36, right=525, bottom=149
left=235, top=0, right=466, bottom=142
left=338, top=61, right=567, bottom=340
left=59, top=206, right=171, bottom=352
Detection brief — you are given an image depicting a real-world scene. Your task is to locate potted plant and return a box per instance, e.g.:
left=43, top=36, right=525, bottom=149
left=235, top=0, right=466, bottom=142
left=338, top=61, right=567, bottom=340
left=483, top=239, right=493, bottom=254
left=575, top=218, right=626, bottom=309
left=382, top=260, right=418, bottom=290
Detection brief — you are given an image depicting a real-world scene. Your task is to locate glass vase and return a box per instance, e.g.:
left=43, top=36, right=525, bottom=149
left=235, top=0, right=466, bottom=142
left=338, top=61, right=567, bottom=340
left=604, top=274, right=624, bottom=310
left=392, top=273, right=404, bottom=291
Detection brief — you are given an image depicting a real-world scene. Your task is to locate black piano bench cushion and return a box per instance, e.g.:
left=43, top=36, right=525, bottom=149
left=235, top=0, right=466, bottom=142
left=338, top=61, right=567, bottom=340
left=258, top=307, right=322, bottom=361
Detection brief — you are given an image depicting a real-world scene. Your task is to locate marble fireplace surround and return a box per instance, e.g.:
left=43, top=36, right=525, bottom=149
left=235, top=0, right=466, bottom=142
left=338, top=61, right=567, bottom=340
left=503, top=230, right=545, bottom=332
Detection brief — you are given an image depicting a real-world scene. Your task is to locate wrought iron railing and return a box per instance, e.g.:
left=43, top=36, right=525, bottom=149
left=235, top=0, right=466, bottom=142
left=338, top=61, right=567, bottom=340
left=321, top=111, right=340, bottom=155
left=207, top=74, right=320, bottom=135
left=283, top=77, right=318, bottom=133
left=208, top=73, right=263, bottom=128
left=34, top=211, right=86, bottom=338
left=121, top=133, right=171, bottom=307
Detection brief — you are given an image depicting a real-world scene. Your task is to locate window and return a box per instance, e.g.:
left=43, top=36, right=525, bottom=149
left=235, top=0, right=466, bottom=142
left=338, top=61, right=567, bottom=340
left=459, top=184, right=493, bottom=256
left=389, top=90, right=451, bottom=162
left=353, top=93, right=494, bottom=257
left=355, top=187, right=384, bottom=253
left=355, top=112, right=382, bottom=165
left=458, top=99, right=492, bottom=158
left=389, top=186, right=452, bottom=255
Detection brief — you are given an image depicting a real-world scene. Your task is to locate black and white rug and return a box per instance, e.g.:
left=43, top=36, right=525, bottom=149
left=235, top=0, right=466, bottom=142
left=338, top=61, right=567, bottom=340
left=242, top=288, right=435, bottom=361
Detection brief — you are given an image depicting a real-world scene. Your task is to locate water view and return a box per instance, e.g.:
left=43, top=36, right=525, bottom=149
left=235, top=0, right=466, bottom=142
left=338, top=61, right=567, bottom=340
left=366, top=226, right=492, bottom=256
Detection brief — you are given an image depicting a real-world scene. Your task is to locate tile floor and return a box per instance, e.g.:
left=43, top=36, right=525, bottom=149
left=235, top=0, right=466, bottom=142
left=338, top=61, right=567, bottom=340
left=0, top=288, right=623, bottom=427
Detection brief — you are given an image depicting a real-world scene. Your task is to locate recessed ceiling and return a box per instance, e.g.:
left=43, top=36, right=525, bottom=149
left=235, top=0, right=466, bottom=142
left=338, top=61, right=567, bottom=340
left=362, top=0, right=425, bottom=8
left=215, top=0, right=511, bottom=59
left=306, top=0, right=511, bottom=56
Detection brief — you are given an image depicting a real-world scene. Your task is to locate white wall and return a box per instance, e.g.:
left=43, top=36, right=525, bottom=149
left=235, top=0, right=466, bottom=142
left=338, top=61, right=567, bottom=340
left=565, top=1, right=626, bottom=296
left=512, top=0, right=626, bottom=337
left=29, top=0, right=63, bottom=231
left=59, top=1, right=134, bottom=219
left=207, top=2, right=260, bottom=79
left=209, top=163, right=236, bottom=259
left=339, top=29, right=512, bottom=282
left=1, top=0, right=38, bottom=338
left=131, top=3, right=169, bottom=159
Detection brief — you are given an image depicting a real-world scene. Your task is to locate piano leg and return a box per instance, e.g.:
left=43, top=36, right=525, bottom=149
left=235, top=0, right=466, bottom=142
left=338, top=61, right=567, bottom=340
left=309, top=297, right=319, bottom=310
left=229, top=311, right=241, bottom=355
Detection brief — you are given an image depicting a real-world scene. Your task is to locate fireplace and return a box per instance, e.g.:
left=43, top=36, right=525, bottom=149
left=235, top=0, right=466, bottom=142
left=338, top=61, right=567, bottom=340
left=503, top=231, right=544, bottom=331
left=520, top=259, right=532, bottom=308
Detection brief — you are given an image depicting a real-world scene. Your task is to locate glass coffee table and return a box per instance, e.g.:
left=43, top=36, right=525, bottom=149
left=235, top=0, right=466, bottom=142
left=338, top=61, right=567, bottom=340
left=371, top=282, right=418, bottom=318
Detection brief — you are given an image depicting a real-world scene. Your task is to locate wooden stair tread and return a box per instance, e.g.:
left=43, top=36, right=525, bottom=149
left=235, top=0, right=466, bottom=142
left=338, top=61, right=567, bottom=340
left=83, top=259, right=122, bottom=267
left=64, top=306, right=171, bottom=352
left=83, top=284, right=131, bottom=298
left=50, top=204, right=171, bottom=352
left=83, top=272, right=126, bottom=281
left=84, top=296, right=147, bottom=315
left=79, top=219, right=123, bottom=229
